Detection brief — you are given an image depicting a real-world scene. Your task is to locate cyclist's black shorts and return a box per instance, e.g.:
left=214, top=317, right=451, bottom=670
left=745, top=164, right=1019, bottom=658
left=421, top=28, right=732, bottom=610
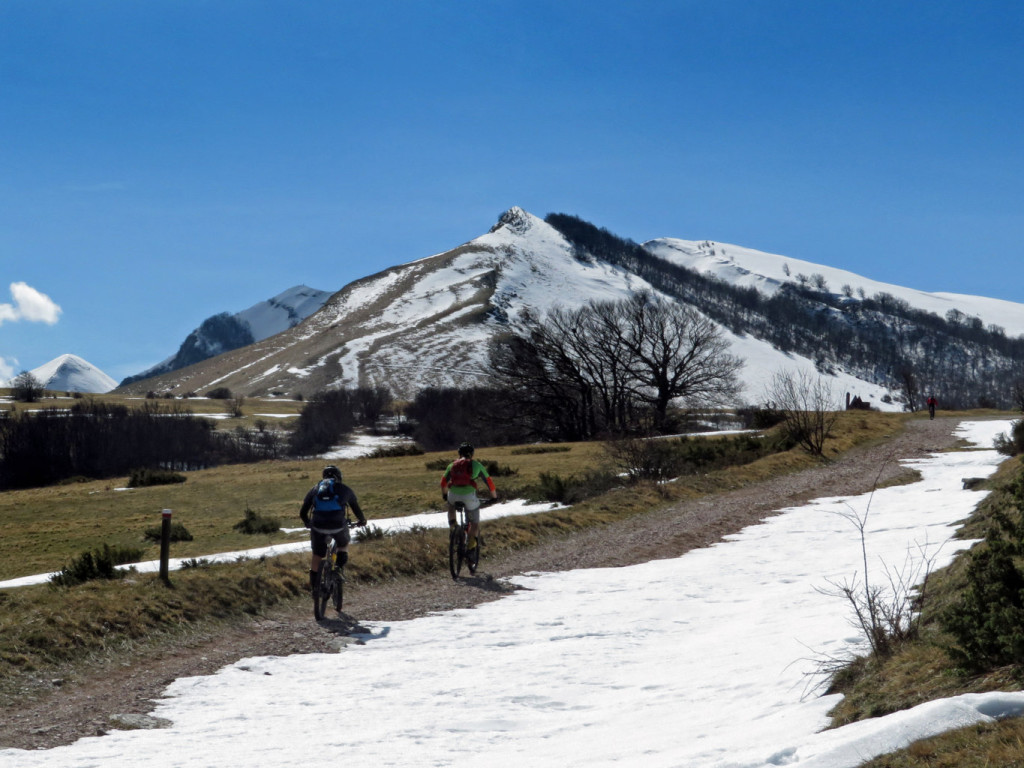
left=310, top=525, right=351, bottom=557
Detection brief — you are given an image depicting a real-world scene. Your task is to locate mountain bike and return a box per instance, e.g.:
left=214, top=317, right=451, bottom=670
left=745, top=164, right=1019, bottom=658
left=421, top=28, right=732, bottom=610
left=313, top=523, right=357, bottom=621
left=448, top=502, right=478, bottom=579
left=448, top=499, right=495, bottom=580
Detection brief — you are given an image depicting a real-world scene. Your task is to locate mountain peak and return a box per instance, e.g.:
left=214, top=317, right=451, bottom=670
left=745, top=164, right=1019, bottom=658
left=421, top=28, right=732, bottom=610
left=490, top=206, right=536, bottom=235
left=17, top=354, right=117, bottom=393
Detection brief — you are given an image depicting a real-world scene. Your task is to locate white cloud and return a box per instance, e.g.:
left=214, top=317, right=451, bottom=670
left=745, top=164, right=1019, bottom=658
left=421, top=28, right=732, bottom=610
left=0, top=282, right=61, bottom=325
left=0, top=356, right=15, bottom=381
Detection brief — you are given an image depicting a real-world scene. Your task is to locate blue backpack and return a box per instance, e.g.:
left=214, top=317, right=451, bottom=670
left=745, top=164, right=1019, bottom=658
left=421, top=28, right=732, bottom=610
left=313, top=478, right=343, bottom=512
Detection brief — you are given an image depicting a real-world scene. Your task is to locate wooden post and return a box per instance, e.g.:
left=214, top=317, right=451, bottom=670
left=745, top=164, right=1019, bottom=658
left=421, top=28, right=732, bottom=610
left=159, top=509, right=172, bottom=585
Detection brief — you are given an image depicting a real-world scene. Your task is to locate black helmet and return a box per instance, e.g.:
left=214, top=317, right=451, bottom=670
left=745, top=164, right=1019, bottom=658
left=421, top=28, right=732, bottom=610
left=458, top=442, right=474, bottom=458
left=322, top=465, right=342, bottom=480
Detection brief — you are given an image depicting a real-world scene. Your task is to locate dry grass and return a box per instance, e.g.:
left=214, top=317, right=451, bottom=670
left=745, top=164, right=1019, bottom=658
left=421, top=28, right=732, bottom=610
left=859, top=718, right=1024, bottom=767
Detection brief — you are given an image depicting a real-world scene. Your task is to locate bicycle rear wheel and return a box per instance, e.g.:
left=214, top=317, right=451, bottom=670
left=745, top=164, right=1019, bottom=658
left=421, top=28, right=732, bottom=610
left=448, top=526, right=464, bottom=579
left=314, top=560, right=332, bottom=620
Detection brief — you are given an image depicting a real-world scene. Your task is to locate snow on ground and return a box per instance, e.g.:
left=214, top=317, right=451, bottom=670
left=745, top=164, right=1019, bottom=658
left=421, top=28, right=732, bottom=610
left=321, top=431, right=415, bottom=460
left=0, top=420, right=1019, bottom=768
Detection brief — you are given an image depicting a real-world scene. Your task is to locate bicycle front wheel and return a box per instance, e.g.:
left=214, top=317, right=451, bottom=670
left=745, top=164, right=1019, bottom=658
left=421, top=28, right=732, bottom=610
left=314, top=561, right=332, bottom=620
left=332, top=569, right=344, bottom=612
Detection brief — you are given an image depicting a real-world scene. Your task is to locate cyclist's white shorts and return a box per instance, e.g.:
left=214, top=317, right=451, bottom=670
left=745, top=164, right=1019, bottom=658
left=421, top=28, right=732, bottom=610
left=448, top=488, right=481, bottom=523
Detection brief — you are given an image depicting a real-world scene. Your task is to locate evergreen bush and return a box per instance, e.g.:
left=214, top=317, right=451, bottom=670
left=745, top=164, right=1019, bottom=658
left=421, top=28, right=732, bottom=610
left=941, top=475, right=1024, bottom=671
left=994, top=420, right=1024, bottom=457
left=507, top=469, right=618, bottom=504
left=128, top=468, right=187, bottom=487
left=143, top=522, right=193, bottom=543
left=51, top=544, right=144, bottom=587
left=233, top=508, right=282, bottom=535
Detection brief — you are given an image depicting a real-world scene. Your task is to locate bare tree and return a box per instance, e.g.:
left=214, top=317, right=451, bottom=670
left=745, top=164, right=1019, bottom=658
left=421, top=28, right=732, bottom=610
left=896, top=363, right=920, bottom=412
left=10, top=371, right=44, bottom=403
left=765, top=369, right=840, bottom=456
left=490, top=292, right=743, bottom=437
left=490, top=314, right=599, bottom=440
left=618, top=292, right=742, bottom=430
left=1012, top=369, right=1024, bottom=413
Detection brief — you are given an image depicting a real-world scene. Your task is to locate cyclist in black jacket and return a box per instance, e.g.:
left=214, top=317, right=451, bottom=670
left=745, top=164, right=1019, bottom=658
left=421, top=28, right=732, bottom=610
left=299, top=465, right=367, bottom=593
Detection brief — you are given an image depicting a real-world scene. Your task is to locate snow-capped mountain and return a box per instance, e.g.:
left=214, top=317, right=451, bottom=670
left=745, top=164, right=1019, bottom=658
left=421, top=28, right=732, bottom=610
left=13, top=354, right=118, bottom=394
left=235, top=285, right=333, bottom=341
left=120, top=285, right=331, bottom=387
left=115, top=208, right=1024, bottom=409
left=644, top=238, right=1024, bottom=337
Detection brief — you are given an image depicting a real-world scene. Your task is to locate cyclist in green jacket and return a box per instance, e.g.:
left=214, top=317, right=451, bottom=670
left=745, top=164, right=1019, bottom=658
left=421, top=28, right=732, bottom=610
left=441, top=442, right=497, bottom=551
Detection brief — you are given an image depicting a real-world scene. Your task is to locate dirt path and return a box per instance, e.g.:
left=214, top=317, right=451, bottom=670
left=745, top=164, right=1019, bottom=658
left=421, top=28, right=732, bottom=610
left=0, top=418, right=972, bottom=750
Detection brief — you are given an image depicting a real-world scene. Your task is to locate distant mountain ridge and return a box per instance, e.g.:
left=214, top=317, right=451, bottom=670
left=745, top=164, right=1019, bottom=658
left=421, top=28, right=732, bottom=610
left=115, top=208, right=1024, bottom=410
left=120, top=285, right=331, bottom=387
left=11, top=354, right=118, bottom=394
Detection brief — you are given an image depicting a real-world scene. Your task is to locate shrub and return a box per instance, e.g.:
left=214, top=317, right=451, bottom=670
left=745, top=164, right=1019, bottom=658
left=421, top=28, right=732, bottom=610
left=510, top=445, right=571, bottom=455
left=368, top=444, right=424, bottom=458
left=942, top=473, right=1024, bottom=663
left=941, top=474, right=1024, bottom=671
left=606, top=432, right=792, bottom=482
left=206, top=387, right=233, bottom=400
left=233, top=508, right=282, bottom=535
left=507, top=469, right=619, bottom=504
left=482, top=460, right=517, bottom=477
left=605, top=437, right=686, bottom=481
left=424, top=458, right=515, bottom=477
left=128, top=468, right=187, bottom=488
left=143, top=522, right=193, bottom=543
left=51, top=544, right=145, bottom=587
left=994, top=420, right=1024, bottom=457
left=354, top=524, right=386, bottom=542
left=735, top=405, right=787, bottom=430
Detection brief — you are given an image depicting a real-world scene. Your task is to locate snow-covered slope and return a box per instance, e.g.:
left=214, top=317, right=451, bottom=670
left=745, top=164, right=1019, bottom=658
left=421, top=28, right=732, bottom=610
left=122, top=285, right=331, bottom=386
left=645, top=238, right=1024, bottom=337
left=15, top=354, right=117, bottom=393
left=235, top=285, right=333, bottom=341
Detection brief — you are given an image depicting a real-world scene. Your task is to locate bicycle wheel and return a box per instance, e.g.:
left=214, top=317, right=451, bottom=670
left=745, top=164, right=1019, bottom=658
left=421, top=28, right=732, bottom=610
left=332, top=568, right=344, bottom=611
left=449, top=526, right=464, bottom=579
left=314, top=560, right=332, bottom=620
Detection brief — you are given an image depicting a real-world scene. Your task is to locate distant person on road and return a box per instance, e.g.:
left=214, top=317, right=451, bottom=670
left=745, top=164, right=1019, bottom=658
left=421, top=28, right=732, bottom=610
left=926, top=395, right=937, bottom=420
left=299, top=465, right=367, bottom=593
left=441, top=442, right=497, bottom=552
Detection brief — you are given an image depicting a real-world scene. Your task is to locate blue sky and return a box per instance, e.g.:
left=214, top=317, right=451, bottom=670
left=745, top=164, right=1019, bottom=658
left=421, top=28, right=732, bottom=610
left=2, top=1, right=1022, bottom=383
